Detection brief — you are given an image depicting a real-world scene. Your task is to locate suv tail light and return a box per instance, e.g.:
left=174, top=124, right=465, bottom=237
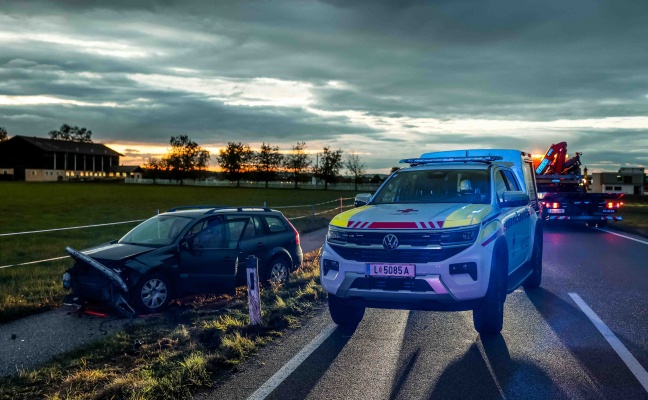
left=286, top=219, right=300, bottom=245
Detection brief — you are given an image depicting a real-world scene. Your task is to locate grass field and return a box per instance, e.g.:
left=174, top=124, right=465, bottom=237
left=0, top=182, right=355, bottom=323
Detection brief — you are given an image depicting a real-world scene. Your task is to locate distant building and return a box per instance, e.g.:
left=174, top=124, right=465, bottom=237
left=0, top=135, right=138, bottom=182
left=590, top=167, right=645, bottom=196
left=109, top=165, right=145, bottom=180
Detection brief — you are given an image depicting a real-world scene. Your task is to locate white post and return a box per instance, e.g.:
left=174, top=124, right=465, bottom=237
left=246, top=256, right=262, bottom=325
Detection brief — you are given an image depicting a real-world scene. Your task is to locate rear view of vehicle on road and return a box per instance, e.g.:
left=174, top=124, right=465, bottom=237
left=320, top=149, right=543, bottom=335
left=63, top=206, right=302, bottom=316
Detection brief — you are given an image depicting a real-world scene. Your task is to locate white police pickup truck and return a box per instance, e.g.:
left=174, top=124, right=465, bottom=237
left=320, top=149, right=543, bottom=335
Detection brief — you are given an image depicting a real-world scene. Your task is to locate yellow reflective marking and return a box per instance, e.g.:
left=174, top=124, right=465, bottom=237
left=443, top=205, right=494, bottom=228
left=330, top=205, right=370, bottom=228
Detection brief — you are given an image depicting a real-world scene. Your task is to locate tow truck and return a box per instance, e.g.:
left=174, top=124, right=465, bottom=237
left=534, top=142, right=623, bottom=227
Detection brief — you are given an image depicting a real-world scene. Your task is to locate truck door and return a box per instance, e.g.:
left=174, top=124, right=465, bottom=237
left=496, top=170, right=526, bottom=272
left=502, top=169, right=532, bottom=268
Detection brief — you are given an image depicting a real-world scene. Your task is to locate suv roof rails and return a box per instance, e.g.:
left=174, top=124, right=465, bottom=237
left=206, top=207, right=273, bottom=214
left=166, top=205, right=228, bottom=212
left=399, top=156, right=503, bottom=166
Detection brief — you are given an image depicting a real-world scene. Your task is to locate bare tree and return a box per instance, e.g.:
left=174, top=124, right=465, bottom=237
left=315, top=146, right=344, bottom=190
left=345, top=153, right=366, bottom=191
left=143, top=157, right=168, bottom=183
left=217, top=142, right=254, bottom=187
left=283, top=141, right=311, bottom=189
left=48, top=124, right=93, bottom=142
left=255, top=142, right=284, bottom=188
left=0, top=127, right=8, bottom=142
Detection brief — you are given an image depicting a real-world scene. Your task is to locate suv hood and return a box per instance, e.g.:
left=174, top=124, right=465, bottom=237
left=331, top=203, right=495, bottom=229
left=81, top=243, right=155, bottom=264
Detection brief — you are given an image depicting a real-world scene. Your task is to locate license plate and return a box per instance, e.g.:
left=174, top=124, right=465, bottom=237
left=548, top=209, right=565, bottom=214
left=366, top=263, right=415, bottom=278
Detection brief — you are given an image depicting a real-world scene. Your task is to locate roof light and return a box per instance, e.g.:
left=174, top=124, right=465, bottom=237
left=399, top=156, right=503, bottom=165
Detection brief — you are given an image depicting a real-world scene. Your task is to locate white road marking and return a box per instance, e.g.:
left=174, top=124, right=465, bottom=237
left=569, top=292, right=648, bottom=393
left=594, top=228, right=648, bottom=245
left=247, top=323, right=337, bottom=400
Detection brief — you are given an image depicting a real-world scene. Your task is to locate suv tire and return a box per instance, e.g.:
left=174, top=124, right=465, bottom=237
left=328, top=293, right=365, bottom=330
left=266, top=256, right=290, bottom=284
left=473, top=247, right=507, bottom=336
left=523, top=231, right=543, bottom=289
left=133, top=272, right=172, bottom=314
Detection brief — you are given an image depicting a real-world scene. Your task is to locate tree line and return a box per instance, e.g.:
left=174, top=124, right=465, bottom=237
left=0, top=125, right=374, bottom=189
left=144, top=137, right=370, bottom=190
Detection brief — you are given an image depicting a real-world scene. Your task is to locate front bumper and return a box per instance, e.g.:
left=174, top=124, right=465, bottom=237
left=320, top=238, right=494, bottom=310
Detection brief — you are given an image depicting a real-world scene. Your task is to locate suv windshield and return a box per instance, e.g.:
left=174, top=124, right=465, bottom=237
left=372, top=169, right=491, bottom=205
left=119, top=215, right=194, bottom=246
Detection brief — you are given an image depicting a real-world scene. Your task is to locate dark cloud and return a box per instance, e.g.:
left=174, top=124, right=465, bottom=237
left=1, top=0, right=647, bottom=172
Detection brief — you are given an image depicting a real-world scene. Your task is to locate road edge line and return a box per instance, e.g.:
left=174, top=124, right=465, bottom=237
left=568, top=292, right=648, bottom=393
left=247, top=323, right=337, bottom=400
left=594, top=228, right=648, bottom=245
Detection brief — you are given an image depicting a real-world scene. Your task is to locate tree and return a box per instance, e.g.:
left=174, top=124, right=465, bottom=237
left=283, top=141, right=311, bottom=189
left=345, top=153, right=366, bottom=191
left=143, top=157, right=168, bottom=183
left=165, top=135, right=210, bottom=184
left=315, top=146, right=343, bottom=190
left=255, top=142, right=284, bottom=188
left=0, top=127, right=8, bottom=142
left=48, top=124, right=93, bottom=142
left=217, top=142, right=254, bottom=187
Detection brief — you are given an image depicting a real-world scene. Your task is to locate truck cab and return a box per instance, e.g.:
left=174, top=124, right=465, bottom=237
left=320, top=150, right=543, bottom=335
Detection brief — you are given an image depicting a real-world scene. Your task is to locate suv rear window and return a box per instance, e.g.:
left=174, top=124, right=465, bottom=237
left=265, top=216, right=287, bottom=233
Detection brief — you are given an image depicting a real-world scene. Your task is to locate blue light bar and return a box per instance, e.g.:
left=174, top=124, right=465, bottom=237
left=399, top=156, right=503, bottom=164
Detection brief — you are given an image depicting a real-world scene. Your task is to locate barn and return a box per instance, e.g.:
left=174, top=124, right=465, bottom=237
left=0, top=135, right=124, bottom=181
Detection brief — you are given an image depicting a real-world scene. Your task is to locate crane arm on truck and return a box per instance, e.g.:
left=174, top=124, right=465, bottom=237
left=534, top=141, right=582, bottom=175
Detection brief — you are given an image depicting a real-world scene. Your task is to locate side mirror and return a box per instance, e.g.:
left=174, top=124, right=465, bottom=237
left=501, top=191, right=529, bottom=208
left=354, top=193, right=372, bottom=207
left=178, top=239, right=191, bottom=251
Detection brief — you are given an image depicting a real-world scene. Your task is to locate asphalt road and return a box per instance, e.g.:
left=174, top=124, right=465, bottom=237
left=0, top=228, right=329, bottom=378
left=196, top=224, right=648, bottom=400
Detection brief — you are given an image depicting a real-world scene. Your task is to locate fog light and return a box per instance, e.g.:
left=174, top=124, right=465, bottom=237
left=322, top=259, right=339, bottom=275
left=449, top=262, right=477, bottom=281
left=62, top=272, right=71, bottom=289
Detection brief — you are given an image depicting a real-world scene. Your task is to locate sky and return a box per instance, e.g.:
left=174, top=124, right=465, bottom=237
left=1, top=0, right=647, bottom=174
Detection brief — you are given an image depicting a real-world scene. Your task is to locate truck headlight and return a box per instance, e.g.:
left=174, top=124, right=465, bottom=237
left=327, top=227, right=348, bottom=244
left=439, top=226, right=480, bottom=246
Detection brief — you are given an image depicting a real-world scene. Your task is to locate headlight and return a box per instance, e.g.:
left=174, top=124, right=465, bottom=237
left=62, top=272, right=71, bottom=289
left=439, top=226, right=480, bottom=246
left=327, top=227, right=348, bottom=244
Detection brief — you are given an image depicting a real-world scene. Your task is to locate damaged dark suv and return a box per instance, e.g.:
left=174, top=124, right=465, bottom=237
left=63, top=206, right=303, bottom=316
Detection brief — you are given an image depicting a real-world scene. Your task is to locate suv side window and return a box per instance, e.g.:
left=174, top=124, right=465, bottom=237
left=502, top=170, right=520, bottom=191
left=495, top=171, right=508, bottom=203
left=241, top=216, right=264, bottom=239
left=265, top=216, right=287, bottom=233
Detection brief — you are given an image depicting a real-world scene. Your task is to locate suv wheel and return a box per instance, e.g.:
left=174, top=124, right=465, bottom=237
left=523, top=231, right=543, bottom=289
left=133, top=273, right=171, bottom=314
left=328, top=293, right=365, bottom=330
left=473, top=248, right=507, bottom=336
left=267, top=256, right=290, bottom=284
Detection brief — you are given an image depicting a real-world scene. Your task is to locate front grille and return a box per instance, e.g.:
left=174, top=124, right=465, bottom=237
left=346, top=231, right=441, bottom=246
left=350, top=277, right=433, bottom=292
left=330, top=245, right=468, bottom=263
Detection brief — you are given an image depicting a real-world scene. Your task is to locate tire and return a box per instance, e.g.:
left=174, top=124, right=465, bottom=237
left=473, top=247, right=507, bottom=336
left=523, top=231, right=543, bottom=289
left=133, top=273, right=172, bottom=314
left=595, top=220, right=608, bottom=228
left=266, top=256, right=291, bottom=284
left=328, top=293, right=365, bottom=330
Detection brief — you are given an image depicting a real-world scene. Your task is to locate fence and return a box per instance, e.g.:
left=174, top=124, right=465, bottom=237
left=0, top=197, right=354, bottom=270
left=124, top=178, right=382, bottom=192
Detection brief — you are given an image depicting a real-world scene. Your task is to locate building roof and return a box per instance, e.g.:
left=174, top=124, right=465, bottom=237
left=109, top=165, right=144, bottom=173
left=14, top=135, right=122, bottom=157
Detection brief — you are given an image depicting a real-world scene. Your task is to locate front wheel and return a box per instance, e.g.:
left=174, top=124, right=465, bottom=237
left=328, top=293, right=365, bottom=330
left=133, top=273, right=172, bottom=314
left=473, top=248, right=507, bottom=336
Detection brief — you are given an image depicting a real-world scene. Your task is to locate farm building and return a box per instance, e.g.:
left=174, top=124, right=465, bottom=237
left=0, top=135, right=133, bottom=181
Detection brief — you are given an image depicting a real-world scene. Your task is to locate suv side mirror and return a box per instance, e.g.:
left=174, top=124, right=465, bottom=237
left=501, top=191, right=529, bottom=208
left=178, top=239, right=191, bottom=251
left=354, top=193, right=372, bottom=207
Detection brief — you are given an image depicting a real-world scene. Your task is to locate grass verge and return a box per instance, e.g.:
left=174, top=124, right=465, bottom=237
left=610, top=195, right=648, bottom=238
left=0, top=250, right=328, bottom=400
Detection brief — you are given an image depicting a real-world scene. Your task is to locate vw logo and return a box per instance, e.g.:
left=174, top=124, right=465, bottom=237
left=382, top=234, right=399, bottom=250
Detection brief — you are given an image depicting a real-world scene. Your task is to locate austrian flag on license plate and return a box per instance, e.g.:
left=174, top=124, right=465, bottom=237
left=366, top=263, right=415, bottom=278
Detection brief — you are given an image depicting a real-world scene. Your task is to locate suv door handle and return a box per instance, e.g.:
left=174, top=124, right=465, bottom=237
left=256, top=242, right=266, bottom=248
